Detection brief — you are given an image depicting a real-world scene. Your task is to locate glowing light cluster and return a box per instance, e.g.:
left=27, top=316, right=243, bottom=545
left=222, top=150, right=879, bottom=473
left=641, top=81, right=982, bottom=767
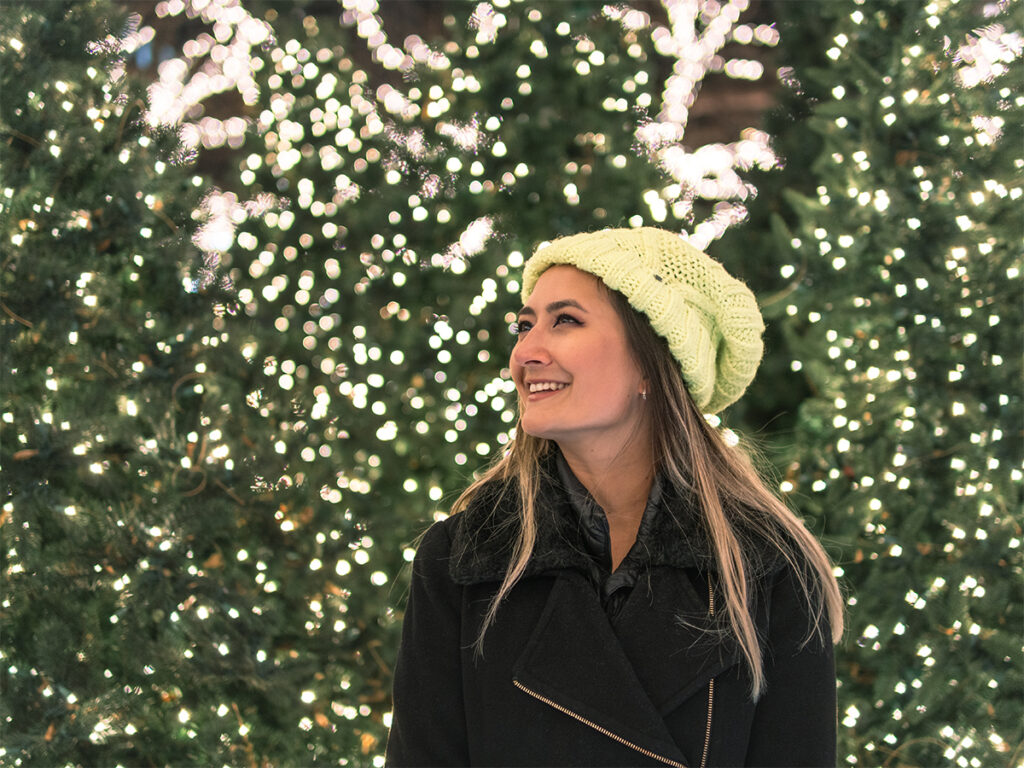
left=953, top=22, right=1021, bottom=88
left=150, top=0, right=779, bottom=255
left=146, top=0, right=272, bottom=146
left=617, top=0, right=782, bottom=248
left=11, top=6, right=793, bottom=758
left=341, top=0, right=450, bottom=73
left=779, top=4, right=1022, bottom=767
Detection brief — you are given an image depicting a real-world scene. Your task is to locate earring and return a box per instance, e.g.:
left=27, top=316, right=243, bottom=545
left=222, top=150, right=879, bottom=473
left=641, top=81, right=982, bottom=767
left=641, top=390, right=647, bottom=400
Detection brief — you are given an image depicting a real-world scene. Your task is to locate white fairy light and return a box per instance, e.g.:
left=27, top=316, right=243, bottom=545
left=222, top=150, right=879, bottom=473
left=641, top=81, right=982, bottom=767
left=146, top=0, right=272, bottom=141
left=442, top=217, right=495, bottom=267
left=952, top=23, right=1022, bottom=88
left=626, top=0, right=781, bottom=248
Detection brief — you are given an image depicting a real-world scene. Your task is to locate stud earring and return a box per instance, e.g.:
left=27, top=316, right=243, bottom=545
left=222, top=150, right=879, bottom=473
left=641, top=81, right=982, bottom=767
left=641, top=390, right=647, bottom=401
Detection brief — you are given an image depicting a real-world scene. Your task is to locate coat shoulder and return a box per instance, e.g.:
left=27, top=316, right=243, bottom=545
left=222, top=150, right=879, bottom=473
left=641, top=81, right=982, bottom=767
left=445, top=476, right=525, bottom=585
left=408, top=516, right=460, bottom=584
left=417, top=515, right=457, bottom=556
left=407, top=476, right=525, bottom=587
left=762, top=552, right=836, bottom=653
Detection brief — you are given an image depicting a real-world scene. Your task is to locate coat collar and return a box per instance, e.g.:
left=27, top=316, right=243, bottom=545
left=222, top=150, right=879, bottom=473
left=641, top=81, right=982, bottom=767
left=449, top=452, right=732, bottom=586
left=448, top=451, right=786, bottom=586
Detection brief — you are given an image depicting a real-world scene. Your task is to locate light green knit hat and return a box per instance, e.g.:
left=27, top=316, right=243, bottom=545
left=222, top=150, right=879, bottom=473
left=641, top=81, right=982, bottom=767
left=521, top=227, right=764, bottom=414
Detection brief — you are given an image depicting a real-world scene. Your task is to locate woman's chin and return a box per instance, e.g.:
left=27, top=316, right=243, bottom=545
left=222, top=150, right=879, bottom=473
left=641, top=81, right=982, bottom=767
left=518, top=417, right=559, bottom=442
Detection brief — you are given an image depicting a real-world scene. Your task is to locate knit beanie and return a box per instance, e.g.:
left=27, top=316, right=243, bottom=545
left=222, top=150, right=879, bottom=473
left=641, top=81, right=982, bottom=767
left=521, top=227, right=764, bottom=414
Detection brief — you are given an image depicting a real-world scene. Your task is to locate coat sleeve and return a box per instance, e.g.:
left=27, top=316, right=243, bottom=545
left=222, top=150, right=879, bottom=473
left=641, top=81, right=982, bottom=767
left=385, top=520, right=470, bottom=767
left=743, top=565, right=838, bottom=767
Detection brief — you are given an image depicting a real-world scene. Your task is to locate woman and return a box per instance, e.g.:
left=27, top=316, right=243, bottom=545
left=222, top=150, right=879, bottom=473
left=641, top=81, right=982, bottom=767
left=386, top=227, right=844, bottom=767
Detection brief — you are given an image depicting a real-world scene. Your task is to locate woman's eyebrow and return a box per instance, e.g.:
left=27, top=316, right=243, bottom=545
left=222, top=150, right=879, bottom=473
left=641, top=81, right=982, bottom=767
left=516, top=299, right=588, bottom=316
left=546, top=299, right=588, bottom=313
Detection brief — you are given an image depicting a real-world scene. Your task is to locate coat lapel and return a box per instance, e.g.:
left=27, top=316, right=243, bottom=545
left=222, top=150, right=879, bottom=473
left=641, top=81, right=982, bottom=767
left=512, top=571, right=692, bottom=766
left=614, top=567, right=741, bottom=715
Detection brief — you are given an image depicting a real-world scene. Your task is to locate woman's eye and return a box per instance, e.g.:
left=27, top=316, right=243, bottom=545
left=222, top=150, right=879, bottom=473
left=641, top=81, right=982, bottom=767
left=510, top=315, right=577, bottom=337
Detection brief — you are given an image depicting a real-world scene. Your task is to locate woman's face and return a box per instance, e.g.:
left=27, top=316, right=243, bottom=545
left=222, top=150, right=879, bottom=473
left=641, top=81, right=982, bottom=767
left=510, top=265, right=648, bottom=456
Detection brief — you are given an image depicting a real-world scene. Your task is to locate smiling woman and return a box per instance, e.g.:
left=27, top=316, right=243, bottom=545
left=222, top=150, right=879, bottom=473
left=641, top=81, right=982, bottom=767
left=513, top=267, right=648, bottom=473
left=386, top=227, right=844, bottom=767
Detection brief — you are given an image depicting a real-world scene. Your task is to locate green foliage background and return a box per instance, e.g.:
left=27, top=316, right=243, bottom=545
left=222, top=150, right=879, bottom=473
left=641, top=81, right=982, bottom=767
left=2, top=0, right=1020, bottom=766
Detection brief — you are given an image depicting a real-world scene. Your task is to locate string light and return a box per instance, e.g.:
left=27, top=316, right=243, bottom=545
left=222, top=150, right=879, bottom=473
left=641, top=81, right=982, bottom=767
left=780, top=4, right=1021, bottom=767
left=9, top=0, right=1018, bottom=764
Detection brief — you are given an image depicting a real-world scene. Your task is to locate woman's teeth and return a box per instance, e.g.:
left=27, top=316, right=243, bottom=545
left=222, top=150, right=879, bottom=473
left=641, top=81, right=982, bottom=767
left=528, top=382, right=568, bottom=393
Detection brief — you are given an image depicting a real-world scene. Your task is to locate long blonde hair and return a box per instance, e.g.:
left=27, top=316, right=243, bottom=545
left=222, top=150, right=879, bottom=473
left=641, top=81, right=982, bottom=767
left=451, top=284, right=844, bottom=700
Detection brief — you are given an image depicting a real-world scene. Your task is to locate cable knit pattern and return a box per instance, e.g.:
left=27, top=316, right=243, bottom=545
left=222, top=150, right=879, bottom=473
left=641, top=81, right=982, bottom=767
left=521, top=227, right=764, bottom=413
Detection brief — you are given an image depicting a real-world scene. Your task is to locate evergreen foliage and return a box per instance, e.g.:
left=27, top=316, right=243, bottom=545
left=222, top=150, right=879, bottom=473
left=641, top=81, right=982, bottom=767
left=180, top=1, right=767, bottom=762
left=3, top=0, right=1020, bottom=765
left=0, top=0, right=229, bottom=763
left=4, top=1, right=775, bottom=763
left=735, top=1, right=1023, bottom=764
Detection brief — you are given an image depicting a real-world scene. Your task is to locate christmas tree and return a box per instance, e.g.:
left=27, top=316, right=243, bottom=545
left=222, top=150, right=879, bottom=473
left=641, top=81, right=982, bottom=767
left=0, top=0, right=230, bottom=763
left=3, top=0, right=781, bottom=763
left=729, top=1, right=1023, bottom=765
left=11, top=0, right=1018, bottom=763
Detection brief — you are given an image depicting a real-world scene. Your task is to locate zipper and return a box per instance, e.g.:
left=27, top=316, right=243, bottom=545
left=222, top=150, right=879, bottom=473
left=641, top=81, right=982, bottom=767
left=698, top=577, right=715, bottom=768
left=512, top=678, right=688, bottom=768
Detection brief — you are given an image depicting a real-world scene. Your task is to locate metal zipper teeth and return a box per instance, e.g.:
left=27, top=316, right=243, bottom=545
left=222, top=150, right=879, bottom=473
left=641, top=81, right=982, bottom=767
left=698, top=679, right=714, bottom=768
left=698, top=579, right=716, bottom=768
left=512, top=678, right=688, bottom=768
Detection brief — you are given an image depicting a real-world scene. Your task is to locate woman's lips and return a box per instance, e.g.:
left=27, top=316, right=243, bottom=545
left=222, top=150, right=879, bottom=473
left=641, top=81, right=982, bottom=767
left=525, top=382, right=568, bottom=400
left=528, top=381, right=568, bottom=393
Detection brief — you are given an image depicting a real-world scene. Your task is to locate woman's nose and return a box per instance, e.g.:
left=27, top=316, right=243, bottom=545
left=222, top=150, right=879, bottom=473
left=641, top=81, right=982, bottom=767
left=510, top=327, right=549, bottom=368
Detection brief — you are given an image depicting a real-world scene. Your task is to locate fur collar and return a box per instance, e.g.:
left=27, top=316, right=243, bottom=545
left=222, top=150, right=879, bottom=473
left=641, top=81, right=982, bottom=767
left=447, top=455, right=783, bottom=586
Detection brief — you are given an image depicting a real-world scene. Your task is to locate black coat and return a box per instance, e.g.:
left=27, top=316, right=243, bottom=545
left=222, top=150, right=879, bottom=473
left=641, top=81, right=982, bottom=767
left=386, top=469, right=837, bottom=767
